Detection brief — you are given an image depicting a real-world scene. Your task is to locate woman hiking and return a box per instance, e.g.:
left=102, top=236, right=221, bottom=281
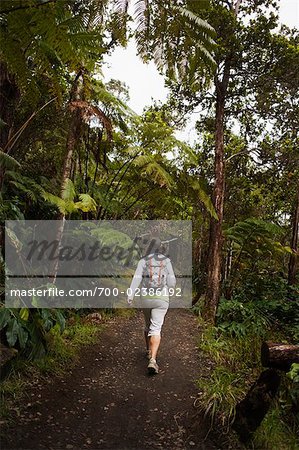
left=127, top=238, right=176, bottom=374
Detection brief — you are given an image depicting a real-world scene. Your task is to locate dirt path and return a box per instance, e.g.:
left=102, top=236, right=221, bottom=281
left=2, top=309, right=221, bottom=450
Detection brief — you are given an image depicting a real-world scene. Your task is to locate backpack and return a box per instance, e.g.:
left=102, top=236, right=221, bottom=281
left=143, top=255, right=167, bottom=289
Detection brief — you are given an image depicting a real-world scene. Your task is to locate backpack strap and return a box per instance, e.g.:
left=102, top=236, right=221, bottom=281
left=149, top=257, right=153, bottom=282
left=158, top=260, right=164, bottom=285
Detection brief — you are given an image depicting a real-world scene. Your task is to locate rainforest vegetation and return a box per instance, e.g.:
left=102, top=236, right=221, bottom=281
left=0, top=0, right=298, bottom=448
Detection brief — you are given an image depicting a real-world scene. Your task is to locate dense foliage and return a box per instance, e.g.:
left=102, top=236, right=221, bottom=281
left=0, top=0, right=298, bottom=448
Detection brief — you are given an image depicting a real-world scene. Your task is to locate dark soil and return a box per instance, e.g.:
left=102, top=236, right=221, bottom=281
left=1, top=309, right=222, bottom=450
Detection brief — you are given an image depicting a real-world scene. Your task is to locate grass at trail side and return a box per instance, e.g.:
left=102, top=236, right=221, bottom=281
left=194, top=316, right=299, bottom=450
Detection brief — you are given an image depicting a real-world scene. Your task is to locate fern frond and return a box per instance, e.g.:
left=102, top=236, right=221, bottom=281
left=133, top=154, right=152, bottom=167
left=74, top=194, right=97, bottom=212
left=175, top=6, right=216, bottom=38
left=141, top=161, right=174, bottom=188
left=61, top=178, right=76, bottom=202
left=9, top=181, right=37, bottom=201
left=0, top=151, right=21, bottom=169
left=134, top=0, right=149, bottom=33
left=93, top=81, right=135, bottom=117
left=0, top=0, right=105, bottom=101
left=42, top=192, right=67, bottom=214
left=194, top=43, right=217, bottom=70
left=69, top=101, right=113, bottom=140
left=114, top=0, right=129, bottom=14
left=224, top=219, right=287, bottom=257
left=190, top=179, right=218, bottom=220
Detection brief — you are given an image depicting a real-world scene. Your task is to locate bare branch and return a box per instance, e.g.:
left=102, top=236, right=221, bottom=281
left=4, top=97, right=57, bottom=154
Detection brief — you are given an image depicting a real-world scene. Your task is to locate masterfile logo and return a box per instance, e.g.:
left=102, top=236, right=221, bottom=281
left=5, top=220, right=192, bottom=309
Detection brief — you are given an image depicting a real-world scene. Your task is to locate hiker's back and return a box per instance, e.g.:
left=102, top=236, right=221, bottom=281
left=142, top=253, right=168, bottom=289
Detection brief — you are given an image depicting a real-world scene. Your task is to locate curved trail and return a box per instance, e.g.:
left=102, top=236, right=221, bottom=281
left=2, top=309, right=221, bottom=450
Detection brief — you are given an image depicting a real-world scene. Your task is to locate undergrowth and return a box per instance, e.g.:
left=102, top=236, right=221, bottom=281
left=193, top=298, right=299, bottom=449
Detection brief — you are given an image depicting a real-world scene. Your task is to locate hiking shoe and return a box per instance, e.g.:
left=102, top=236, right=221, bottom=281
left=146, top=350, right=152, bottom=360
left=147, top=357, right=159, bottom=374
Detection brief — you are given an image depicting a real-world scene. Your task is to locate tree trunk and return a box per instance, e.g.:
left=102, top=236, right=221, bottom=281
left=193, top=238, right=202, bottom=271
left=0, top=62, right=19, bottom=149
left=0, top=63, right=20, bottom=265
left=203, top=75, right=228, bottom=323
left=50, top=74, right=83, bottom=283
left=60, top=107, right=82, bottom=193
left=261, top=341, right=299, bottom=371
left=288, top=184, right=299, bottom=286
left=192, top=237, right=202, bottom=305
left=202, top=4, right=241, bottom=323
left=0, top=62, right=20, bottom=190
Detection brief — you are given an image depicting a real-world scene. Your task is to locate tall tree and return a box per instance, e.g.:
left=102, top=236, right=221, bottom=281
left=161, top=0, right=299, bottom=322
left=203, top=0, right=242, bottom=322
left=288, top=185, right=299, bottom=286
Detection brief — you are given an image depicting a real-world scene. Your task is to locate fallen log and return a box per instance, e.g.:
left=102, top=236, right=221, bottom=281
left=261, top=341, right=299, bottom=371
left=232, top=369, right=281, bottom=443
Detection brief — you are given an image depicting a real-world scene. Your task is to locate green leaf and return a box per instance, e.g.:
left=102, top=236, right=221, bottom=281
left=191, top=179, right=218, bottom=220
left=287, top=363, right=299, bottom=383
left=74, top=194, right=97, bottom=212
left=6, top=319, right=19, bottom=347
left=54, top=310, right=66, bottom=332
left=31, top=296, right=40, bottom=308
left=6, top=227, right=23, bottom=251
left=17, top=325, right=28, bottom=349
left=61, top=178, right=76, bottom=202
left=0, top=308, right=12, bottom=330
left=0, top=151, right=21, bottom=169
left=19, top=308, right=29, bottom=321
left=42, top=191, right=67, bottom=214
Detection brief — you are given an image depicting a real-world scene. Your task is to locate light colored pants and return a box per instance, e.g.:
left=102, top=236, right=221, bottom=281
left=141, top=298, right=169, bottom=336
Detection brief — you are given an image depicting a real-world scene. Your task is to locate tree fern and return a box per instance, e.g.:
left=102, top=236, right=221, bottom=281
left=113, top=0, right=216, bottom=78
left=0, top=0, right=107, bottom=102
left=225, top=218, right=292, bottom=257
left=132, top=154, right=174, bottom=188
left=3, top=170, right=46, bottom=205
left=42, top=178, right=98, bottom=215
